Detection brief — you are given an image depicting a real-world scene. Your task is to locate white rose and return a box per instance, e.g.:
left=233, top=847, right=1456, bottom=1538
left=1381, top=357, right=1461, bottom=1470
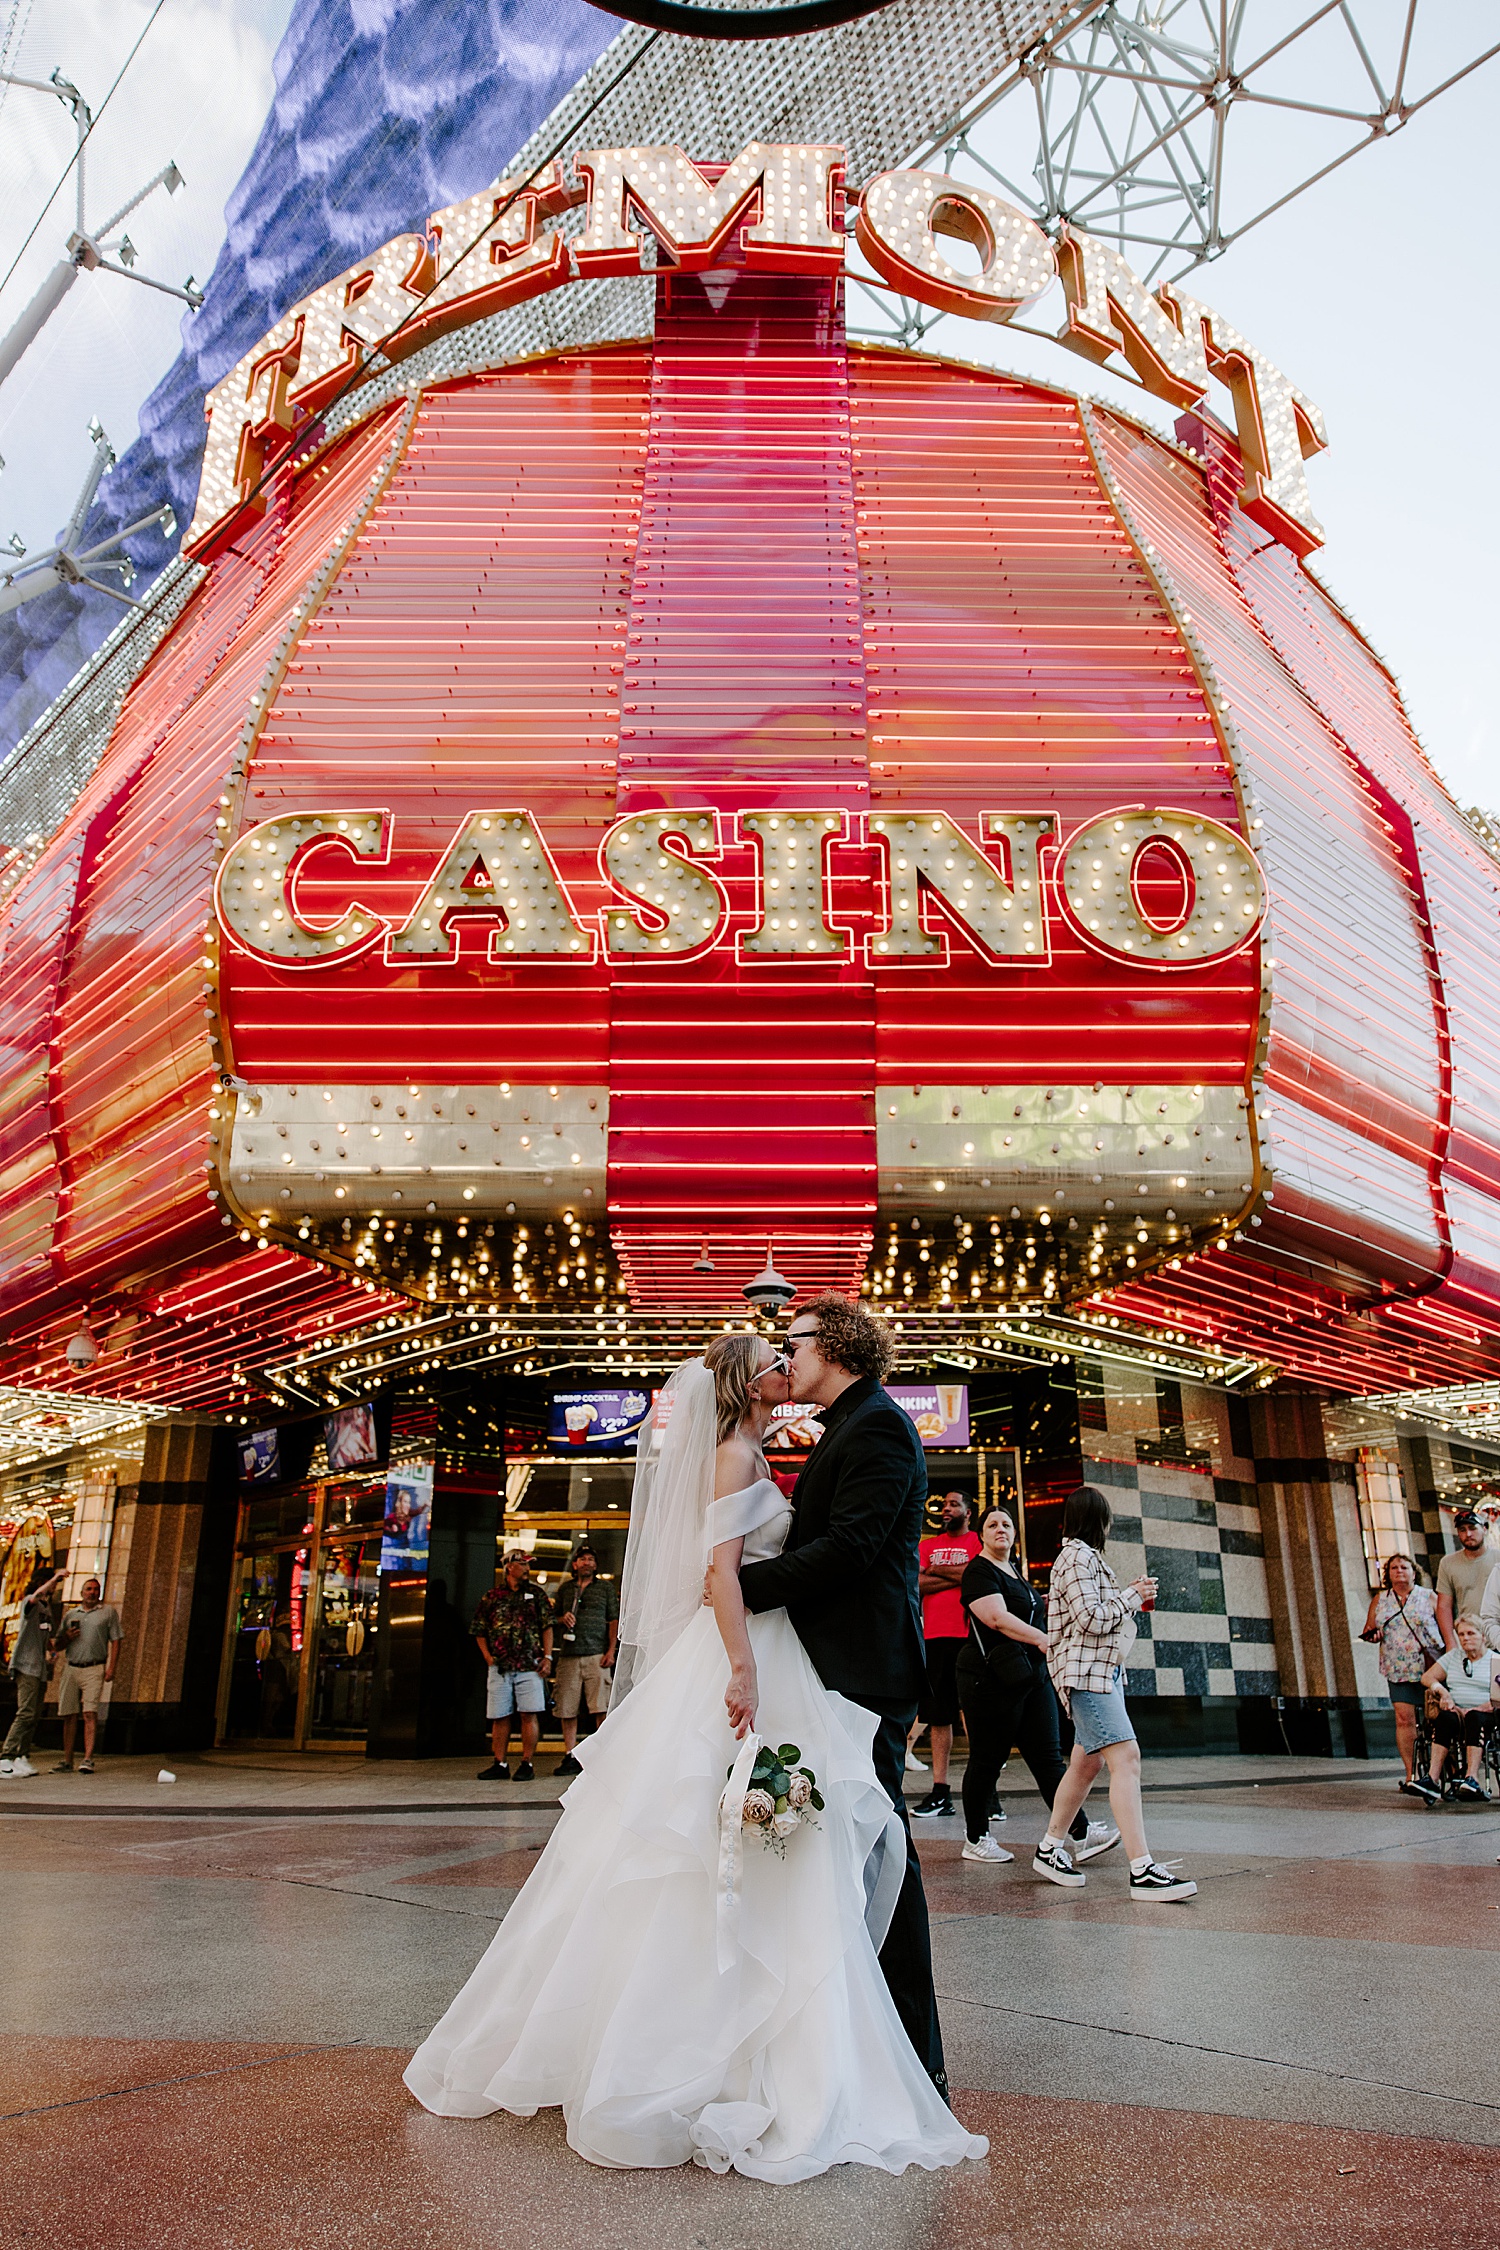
left=741, top=1788, right=775, bottom=1826
left=771, top=1810, right=801, bottom=1840
left=786, top=1772, right=812, bottom=1809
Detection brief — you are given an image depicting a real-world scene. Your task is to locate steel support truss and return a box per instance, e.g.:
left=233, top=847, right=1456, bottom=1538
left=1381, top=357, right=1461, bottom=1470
left=849, top=1, right=1500, bottom=348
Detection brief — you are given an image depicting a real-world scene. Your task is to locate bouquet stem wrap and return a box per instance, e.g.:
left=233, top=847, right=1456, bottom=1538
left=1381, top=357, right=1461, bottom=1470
left=717, top=1730, right=762, bottom=1974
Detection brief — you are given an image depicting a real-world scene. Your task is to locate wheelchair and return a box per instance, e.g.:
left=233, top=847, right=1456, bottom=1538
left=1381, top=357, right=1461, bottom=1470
left=1411, top=1696, right=1499, bottom=1805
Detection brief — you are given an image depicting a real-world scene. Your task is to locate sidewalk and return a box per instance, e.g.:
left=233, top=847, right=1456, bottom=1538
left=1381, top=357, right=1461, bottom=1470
left=0, top=1745, right=1403, bottom=1816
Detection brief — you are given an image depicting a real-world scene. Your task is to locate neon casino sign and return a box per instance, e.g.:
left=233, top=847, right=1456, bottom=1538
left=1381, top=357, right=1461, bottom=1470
left=186, top=142, right=1327, bottom=560
left=214, top=804, right=1266, bottom=975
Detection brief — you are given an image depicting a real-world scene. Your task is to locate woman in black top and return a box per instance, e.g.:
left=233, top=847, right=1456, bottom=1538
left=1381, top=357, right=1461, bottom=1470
left=956, top=1507, right=1117, bottom=1864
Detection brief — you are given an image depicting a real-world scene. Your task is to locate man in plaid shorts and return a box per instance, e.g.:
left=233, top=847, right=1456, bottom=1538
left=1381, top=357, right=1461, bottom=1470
left=472, top=1549, right=553, bottom=1782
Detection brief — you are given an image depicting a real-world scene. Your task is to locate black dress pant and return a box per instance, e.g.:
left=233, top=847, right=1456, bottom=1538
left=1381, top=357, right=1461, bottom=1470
left=957, top=1659, right=1088, bottom=1844
left=870, top=1711, right=946, bottom=2092
left=1431, top=1707, right=1488, bottom=1752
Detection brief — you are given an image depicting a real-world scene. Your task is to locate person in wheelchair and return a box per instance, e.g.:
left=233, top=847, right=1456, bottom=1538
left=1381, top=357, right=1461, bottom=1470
left=1414, top=1615, right=1497, bottom=1804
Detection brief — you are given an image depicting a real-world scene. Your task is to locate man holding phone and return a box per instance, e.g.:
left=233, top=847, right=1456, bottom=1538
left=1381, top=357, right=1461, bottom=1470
left=52, top=1577, right=122, bottom=1775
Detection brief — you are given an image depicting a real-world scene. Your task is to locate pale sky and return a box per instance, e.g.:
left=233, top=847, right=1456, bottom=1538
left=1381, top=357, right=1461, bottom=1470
left=0, top=1, right=1493, bottom=813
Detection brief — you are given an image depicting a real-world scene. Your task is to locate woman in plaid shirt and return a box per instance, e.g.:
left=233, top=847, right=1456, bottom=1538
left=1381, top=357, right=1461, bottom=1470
left=1033, top=1487, right=1198, bottom=1902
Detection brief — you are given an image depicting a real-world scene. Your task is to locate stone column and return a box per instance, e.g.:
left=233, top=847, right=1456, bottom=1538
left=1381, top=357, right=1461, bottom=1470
left=1249, top=1389, right=1378, bottom=1755
left=102, top=1419, right=238, bottom=1753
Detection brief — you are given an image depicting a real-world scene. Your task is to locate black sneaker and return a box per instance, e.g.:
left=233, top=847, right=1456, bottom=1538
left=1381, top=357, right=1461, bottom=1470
left=1032, top=1840, right=1085, bottom=1888
left=1409, top=1774, right=1441, bottom=1806
left=1456, top=1776, right=1485, bottom=1802
left=911, top=1787, right=953, bottom=1818
left=477, top=1760, right=509, bottom=1780
left=554, top=1753, right=582, bottom=1776
left=513, top=1761, right=535, bottom=1782
left=1129, top=1861, right=1198, bottom=1902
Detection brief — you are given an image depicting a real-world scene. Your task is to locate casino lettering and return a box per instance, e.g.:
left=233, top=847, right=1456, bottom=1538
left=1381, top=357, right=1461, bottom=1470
left=189, top=141, right=1327, bottom=562
left=214, top=804, right=1265, bottom=970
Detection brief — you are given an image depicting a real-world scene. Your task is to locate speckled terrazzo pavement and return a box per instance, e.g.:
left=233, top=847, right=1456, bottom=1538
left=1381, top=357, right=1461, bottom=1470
left=3, top=1751, right=1497, bottom=2246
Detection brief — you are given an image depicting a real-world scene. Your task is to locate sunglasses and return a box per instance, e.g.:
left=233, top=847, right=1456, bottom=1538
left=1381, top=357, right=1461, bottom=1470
left=784, top=1330, right=819, bottom=1353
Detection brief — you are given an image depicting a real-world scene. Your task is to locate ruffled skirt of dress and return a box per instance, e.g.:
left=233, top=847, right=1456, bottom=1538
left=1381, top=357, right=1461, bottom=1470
left=403, top=1605, right=986, bottom=2180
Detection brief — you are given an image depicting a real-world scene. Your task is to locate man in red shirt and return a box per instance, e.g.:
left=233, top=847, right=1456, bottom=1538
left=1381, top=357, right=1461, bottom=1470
left=911, top=1494, right=982, bottom=1817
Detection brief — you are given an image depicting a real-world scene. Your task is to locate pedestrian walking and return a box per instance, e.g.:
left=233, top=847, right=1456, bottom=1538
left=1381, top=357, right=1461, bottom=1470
left=1035, top=1487, right=1197, bottom=1901
left=52, top=1577, right=122, bottom=1774
left=911, top=1492, right=980, bottom=1819
left=954, top=1506, right=1118, bottom=1867
left=1, top=1565, right=64, bottom=1777
left=1359, top=1554, right=1443, bottom=1791
left=472, top=1549, right=553, bottom=1781
left=1436, top=1509, right=1497, bottom=1649
left=552, top=1543, right=618, bottom=1776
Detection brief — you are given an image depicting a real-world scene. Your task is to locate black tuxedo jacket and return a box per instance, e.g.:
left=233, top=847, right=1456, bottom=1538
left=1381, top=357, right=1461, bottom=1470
left=738, top=1376, right=927, bottom=1719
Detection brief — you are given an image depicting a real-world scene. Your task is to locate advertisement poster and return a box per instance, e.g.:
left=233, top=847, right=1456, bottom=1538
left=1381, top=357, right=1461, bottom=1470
left=766, top=1401, right=826, bottom=1453
left=239, top=1428, right=282, bottom=1483
left=0, top=1506, right=57, bottom=1665
left=380, top=1460, right=433, bottom=1574
left=324, top=1402, right=379, bottom=1471
left=549, top=1389, right=651, bottom=1452
left=889, top=1383, right=971, bottom=1448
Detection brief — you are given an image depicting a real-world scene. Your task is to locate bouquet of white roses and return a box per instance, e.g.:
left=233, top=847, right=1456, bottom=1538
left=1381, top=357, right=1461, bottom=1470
left=724, top=1739, right=824, bottom=1855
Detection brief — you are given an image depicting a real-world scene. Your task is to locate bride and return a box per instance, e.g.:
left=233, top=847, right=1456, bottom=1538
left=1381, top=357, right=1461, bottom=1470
left=404, top=1332, right=987, bottom=2180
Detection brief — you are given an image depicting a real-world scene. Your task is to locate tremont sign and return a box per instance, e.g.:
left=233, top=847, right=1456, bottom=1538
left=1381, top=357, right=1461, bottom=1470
left=214, top=804, right=1266, bottom=974
left=186, top=141, right=1327, bottom=561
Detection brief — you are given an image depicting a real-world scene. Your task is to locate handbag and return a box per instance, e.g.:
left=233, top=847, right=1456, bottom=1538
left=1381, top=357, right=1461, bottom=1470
left=966, top=1576, right=1044, bottom=1688
left=982, top=1633, right=1040, bottom=1688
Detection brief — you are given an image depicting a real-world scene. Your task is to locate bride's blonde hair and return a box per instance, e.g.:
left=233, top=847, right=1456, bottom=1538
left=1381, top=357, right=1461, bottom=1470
left=702, top=1333, right=768, bottom=1444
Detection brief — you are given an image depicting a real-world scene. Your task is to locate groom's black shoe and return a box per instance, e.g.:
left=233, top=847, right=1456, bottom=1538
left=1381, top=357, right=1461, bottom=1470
left=911, top=1785, right=953, bottom=1818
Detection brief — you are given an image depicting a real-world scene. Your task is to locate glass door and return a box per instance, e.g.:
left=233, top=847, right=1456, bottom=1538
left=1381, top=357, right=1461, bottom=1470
left=220, top=1546, right=310, bottom=1742
left=308, top=1536, right=382, bottom=1741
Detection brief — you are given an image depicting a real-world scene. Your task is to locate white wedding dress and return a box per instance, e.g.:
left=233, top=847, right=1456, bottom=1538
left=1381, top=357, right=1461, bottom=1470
left=404, top=1476, right=986, bottom=2179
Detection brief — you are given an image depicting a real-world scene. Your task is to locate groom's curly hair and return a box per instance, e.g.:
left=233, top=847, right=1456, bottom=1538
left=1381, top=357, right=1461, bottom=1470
left=799, top=1294, right=895, bottom=1382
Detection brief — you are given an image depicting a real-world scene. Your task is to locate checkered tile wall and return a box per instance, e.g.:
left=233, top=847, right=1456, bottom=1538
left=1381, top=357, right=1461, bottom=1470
left=1076, top=1359, right=1280, bottom=1702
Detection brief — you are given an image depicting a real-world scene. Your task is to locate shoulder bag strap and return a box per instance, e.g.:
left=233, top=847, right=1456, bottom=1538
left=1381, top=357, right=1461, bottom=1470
left=1393, top=1594, right=1443, bottom=1661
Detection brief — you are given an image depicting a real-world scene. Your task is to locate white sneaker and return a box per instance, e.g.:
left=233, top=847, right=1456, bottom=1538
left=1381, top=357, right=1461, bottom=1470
left=904, top=1750, right=928, bottom=1772
left=1074, top=1820, right=1121, bottom=1863
left=10, top=1756, right=35, bottom=1778
left=1033, top=1840, right=1086, bottom=1887
left=0, top=1759, right=13, bottom=1775
left=961, top=1835, right=1014, bottom=1863
left=1129, top=1860, right=1198, bottom=1902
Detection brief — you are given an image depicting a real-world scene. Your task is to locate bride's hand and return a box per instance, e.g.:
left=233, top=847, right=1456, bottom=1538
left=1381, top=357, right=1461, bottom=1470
left=726, top=1664, right=758, bottom=1739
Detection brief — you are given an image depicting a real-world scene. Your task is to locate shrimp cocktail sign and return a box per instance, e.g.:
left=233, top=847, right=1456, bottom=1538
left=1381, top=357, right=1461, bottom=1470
left=188, top=142, right=1328, bottom=564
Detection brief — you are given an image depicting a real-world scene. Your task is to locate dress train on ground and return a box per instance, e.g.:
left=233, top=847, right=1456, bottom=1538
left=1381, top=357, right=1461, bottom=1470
left=404, top=1568, right=985, bottom=2179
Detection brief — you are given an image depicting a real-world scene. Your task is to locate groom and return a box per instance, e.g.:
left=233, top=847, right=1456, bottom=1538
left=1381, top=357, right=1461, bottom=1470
left=737, top=1294, right=946, bottom=2097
